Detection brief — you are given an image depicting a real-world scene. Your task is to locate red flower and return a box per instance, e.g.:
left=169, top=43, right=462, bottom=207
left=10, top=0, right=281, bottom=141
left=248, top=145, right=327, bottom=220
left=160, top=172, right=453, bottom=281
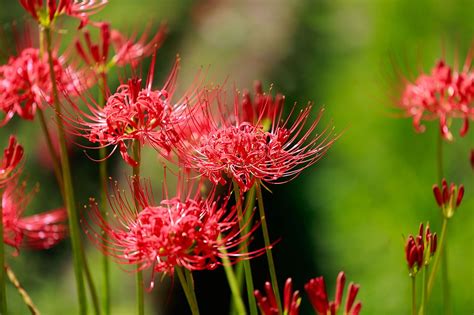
left=75, top=22, right=167, bottom=71
left=19, top=0, right=107, bottom=28
left=83, top=177, right=259, bottom=288
left=405, top=223, right=437, bottom=275
left=0, top=47, right=84, bottom=125
left=174, top=85, right=337, bottom=191
left=2, top=180, right=68, bottom=253
left=0, top=136, right=24, bottom=187
left=64, top=53, right=201, bottom=166
left=254, top=278, right=301, bottom=315
left=433, top=179, right=464, bottom=218
left=305, top=271, right=362, bottom=315
left=399, top=57, right=473, bottom=140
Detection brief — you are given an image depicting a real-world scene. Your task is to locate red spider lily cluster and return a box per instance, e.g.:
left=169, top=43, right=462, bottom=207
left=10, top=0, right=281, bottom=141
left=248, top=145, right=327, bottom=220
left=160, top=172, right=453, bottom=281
left=19, top=0, right=107, bottom=28
left=255, top=278, right=301, bottom=315
left=405, top=223, right=437, bottom=276
left=0, top=47, right=82, bottom=125
left=173, top=86, right=336, bottom=192
left=84, top=178, right=260, bottom=283
left=432, top=179, right=464, bottom=219
left=399, top=57, right=474, bottom=140
left=0, top=137, right=67, bottom=253
left=305, top=272, right=362, bottom=315
left=2, top=180, right=67, bottom=252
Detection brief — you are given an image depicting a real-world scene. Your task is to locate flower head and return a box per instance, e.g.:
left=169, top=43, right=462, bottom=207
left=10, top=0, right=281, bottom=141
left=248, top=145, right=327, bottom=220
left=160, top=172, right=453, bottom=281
left=254, top=278, right=301, bottom=315
left=305, top=271, right=362, bottom=315
left=433, top=179, right=464, bottom=218
left=75, top=22, right=167, bottom=72
left=2, top=179, right=68, bottom=253
left=405, top=223, right=437, bottom=276
left=19, top=0, right=107, bottom=28
left=64, top=54, right=201, bottom=166
left=399, top=56, right=473, bottom=140
left=174, top=84, right=337, bottom=191
left=0, top=136, right=24, bottom=187
left=0, top=47, right=83, bottom=125
left=83, top=176, right=259, bottom=287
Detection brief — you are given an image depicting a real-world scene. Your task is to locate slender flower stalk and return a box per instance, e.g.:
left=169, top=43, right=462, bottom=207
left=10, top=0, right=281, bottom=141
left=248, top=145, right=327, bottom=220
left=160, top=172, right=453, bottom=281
left=132, top=140, right=144, bottom=315
left=44, top=26, right=87, bottom=315
left=5, top=265, right=40, bottom=315
left=176, top=267, right=200, bottom=315
left=232, top=180, right=258, bottom=315
left=255, top=180, right=281, bottom=312
left=412, top=276, right=416, bottom=315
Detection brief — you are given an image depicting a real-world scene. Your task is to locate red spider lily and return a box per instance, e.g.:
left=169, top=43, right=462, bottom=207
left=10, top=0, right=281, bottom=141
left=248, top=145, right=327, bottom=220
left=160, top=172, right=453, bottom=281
left=242, top=81, right=284, bottom=127
left=2, top=179, right=68, bottom=253
left=254, top=278, right=301, bottom=315
left=83, top=176, right=260, bottom=288
left=305, top=271, right=362, bottom=315
left=399, top=54, right=473, bottom=140
left=75, top=22, right=167, bottom=72
left=0, top=136, right=24, bottom=187
left=405, top=223, right=437, bottom=276
left=62, top=53, right=204, bottom=166
left=174, top=84, right=337, bottom=192
left=19, top=0, right=107, bottom=28
left=0, top=47, right=85, bottom=125
left=433, top=179, right=464, bottom=219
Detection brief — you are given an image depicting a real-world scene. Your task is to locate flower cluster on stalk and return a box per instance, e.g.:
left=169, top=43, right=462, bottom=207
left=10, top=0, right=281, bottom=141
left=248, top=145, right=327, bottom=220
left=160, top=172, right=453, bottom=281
left=305, top=271, right=362, bottom=315
left=404, top=223, right=437, bottom=277
left=174, top=83, right=337, bottom=192
left=19, top=0, right=107, bottom=27
left=254, top=278, right=301, bottom=315
left=0, top=47, right=83, bottom=125
left=0, top=137, right=67, bottom=253
left=83, top=177, right=260, bottom=287
left=399, top=57, right=473, bottom=140
left=432, top=179, right=464, bottom=219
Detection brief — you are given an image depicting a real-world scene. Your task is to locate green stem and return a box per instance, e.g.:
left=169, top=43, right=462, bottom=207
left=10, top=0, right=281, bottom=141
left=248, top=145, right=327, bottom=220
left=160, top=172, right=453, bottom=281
left=44, top=26, right=87, bottom=315
left=0, top=202, right=7, bottom=314
left=427, top=218, right=448, bottom=299
left=132, top=140, right=144, bottom=315
left=435, top=133, right=451, bottom=315
left=176, top=267, right=200, bottom=315
left=5, top=265, right=39, bottom=315
left=255, top=180, right=281, bottom=312
left=230, top=185, right=256, bottom=315
left=81, top=244, right=100, bottom=315
left=184, top=269, right=200, bottom=314
left=220, top=241, right=247, bottom=315
left=37, top=109, right=64, bottom=197
left=232, top=180, right=258, bottom=315
left=412, top=276, right=416, bottom=315
left=418, top=265, right=428, bottom=315
left=98, top=74, right=111, bottom=315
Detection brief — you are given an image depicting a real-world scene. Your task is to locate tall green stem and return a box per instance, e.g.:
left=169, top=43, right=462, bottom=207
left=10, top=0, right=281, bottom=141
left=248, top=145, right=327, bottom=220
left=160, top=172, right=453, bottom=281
left=427, top=218, right=448, bottom=299
left=0, top=202, right=7, bottom=314
left=37, top=110, right=64, bottom=197
left=5, top=265, right=39, bottom=315
left=418, top=265, right=428, bottom=315
left=97, top=74, right=111, bottom=315
left=412, top=276, right=416, bottom=315
left=435, top=134, right=451, bottom=314
left=44, top=26, right=87, bottom=315
left=176, top=267, right=200, bottom=315
left=220, top=243, right=247, bottom=315
left=232, top=180, right=258, bottom=315
left=230, top=185, right=256, bottom=315
left=132, top=140, right=144, bottom=315
left=255, top=180, right=281, bottom=312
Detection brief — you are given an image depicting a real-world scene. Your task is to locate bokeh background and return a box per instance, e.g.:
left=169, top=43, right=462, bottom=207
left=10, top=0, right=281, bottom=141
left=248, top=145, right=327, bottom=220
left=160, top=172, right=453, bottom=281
left=0, top=0, right=473, bottom=314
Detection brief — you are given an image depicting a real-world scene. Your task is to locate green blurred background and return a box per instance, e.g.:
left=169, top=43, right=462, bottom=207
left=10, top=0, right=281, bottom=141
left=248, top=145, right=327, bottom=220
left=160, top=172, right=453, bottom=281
left=0, top=0, right=472, bottom=314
